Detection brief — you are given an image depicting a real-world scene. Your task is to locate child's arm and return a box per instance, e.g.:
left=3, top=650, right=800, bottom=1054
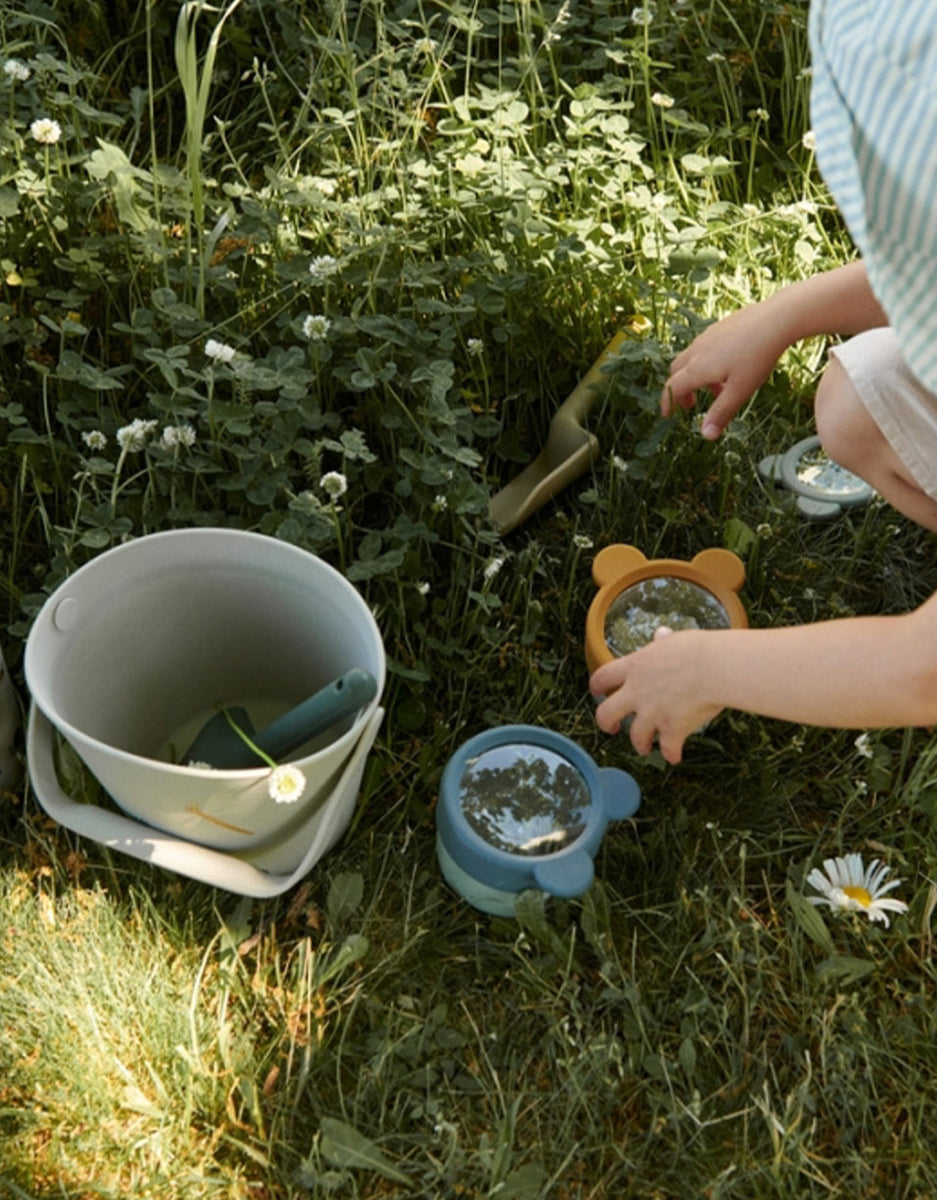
left=590, top=589, right=937, bottom=763
left=663, top=260, right=890, bottom=440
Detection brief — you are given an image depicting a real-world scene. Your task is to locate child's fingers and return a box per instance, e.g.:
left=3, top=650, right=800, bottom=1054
left=698, top=380, right=748, bottom=440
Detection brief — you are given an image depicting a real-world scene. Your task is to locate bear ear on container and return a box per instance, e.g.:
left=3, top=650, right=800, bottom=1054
left=23, top=528, right=386, bottom=897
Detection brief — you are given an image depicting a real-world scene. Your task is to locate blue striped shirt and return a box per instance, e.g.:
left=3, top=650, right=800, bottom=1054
left=810, top=0, right=937, bottom=391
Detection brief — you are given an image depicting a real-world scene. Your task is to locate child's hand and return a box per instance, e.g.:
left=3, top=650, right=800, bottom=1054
left=589, top=627, right=723, bottom=764
left=661, top=305, right=788, bottom=440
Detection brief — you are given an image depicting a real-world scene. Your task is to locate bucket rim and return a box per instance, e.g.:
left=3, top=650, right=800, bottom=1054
left=24, top=527, right=385, bottom=777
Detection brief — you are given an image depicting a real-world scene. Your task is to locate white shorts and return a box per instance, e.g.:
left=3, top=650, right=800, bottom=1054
left=832, top=327, right=937, bottom=502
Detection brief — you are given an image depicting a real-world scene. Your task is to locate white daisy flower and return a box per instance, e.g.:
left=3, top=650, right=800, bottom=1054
left=320, top=470, right=348, bottom=499
left=4, top=59, right=31, bottom=82
left=308, top=255, right=339, bottom=284
left=116, top=418, right=158, bottom=452
left=806, top=854, right=909, bottom=928
left=268, top=763, right=307, bottom=805
left=303, top=313, right=331, bottom=341
left=82, top=429, right=107, bottom=451
left=205, top=338, right=236, bottom=363
left=30, top=117, right=61, bottom=145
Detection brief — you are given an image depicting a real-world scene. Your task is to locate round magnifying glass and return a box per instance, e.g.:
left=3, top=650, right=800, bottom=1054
left=603, top=576, right=731, bottom=657
left=760, top=435, right=874, bottom=518
left=436, top=725, right=640, bottom=916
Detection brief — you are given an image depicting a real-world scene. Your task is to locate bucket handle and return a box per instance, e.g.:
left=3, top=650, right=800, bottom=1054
left=26, top=704, right=384, bottom=898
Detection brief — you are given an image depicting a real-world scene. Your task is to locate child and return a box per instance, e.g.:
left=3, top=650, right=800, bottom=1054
left=590, top=1, right=937, bottom=763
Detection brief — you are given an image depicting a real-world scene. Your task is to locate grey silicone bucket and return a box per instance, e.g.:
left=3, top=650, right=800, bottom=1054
left=24, top=528, right=385, bottom=880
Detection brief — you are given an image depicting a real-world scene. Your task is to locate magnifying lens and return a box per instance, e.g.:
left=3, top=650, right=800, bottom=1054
left=758, top=435, right=874, bottom=518
left=585, top=545, right=747, bottom=676
left=603, top=576, right=731, bottom=657
left=436, top=725, right=640, bottom=916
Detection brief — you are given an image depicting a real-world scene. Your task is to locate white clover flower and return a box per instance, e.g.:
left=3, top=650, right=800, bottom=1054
left=308, top=255, right=339, bottom=284
left=467, top=338, right=484, bottom=358
left=205, top=338, right=236, bottom=364
left=302, top=313, right=331, bottom=341
left=320, top=470, right=348, bottom=499
left=82, top=429, right=107, bottom=451
left=706, top=52, right=726, bottom=64
left=3, top=59, right=31, bottom=82
left=756, top=523, right=773, bottom=538
left=116, top=418, right=158, bottom=452
left=802, top=129, right=817, bottom=152
left=161, top=423, right=196, bottom=450
left=416, top=580, right=430, bottom=595
left=650, top=92, right=674, bottom=109
left=432, top=494, right=448, bottom=512
left=573, top=534, right=594, bottom=550
left=749, top=108, right=770, bottom=122
left=806, top=854, right=908, bottom=928
left=610, top=454, right=629, bottom=475
left=30, top=117, right=62, bottom=145
left=268, top=763, right=307, bottom=805
left=483, top=555, right=505, bottom=581
left=854, top=731, right=874, bottom=759
left=631, top=5, right=656, bottom=22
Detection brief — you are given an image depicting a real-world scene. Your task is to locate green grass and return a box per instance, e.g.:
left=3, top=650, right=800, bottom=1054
left=3, top=0, right=937, bottom=1196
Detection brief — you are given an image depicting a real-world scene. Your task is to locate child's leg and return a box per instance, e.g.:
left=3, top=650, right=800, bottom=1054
left=814, top=327, right=937, bottom=532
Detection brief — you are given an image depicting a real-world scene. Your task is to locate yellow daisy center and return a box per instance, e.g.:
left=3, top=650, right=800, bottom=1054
left=843, top=885, right=872, bottom=907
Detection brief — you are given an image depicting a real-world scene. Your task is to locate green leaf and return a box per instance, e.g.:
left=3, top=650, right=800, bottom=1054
left=347, top=548, right=405, bottom=581
left=319, top=1117, right=412, bottom=1184
left=316, top=934, right=369, bottom=987
left=678, top=1036, right=697, bottom=1078
left=327, top=871, right=364, bottom=925
left=815, top=955, right=877, bottom=984
left=496, top=1164, right=549, bottom=1200
left=0, top=187, right=19, bottom=218
left=786, top=878, right=835, bottom=956
left=724, top=516, right=755, bottom=557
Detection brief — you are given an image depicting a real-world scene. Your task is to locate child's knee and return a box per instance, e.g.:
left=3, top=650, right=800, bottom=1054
left=814, top=356, right=880, bottom=473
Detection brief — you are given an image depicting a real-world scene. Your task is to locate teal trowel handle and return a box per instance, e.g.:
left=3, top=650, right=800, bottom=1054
left=183, top=668, right=378, bottom=768
left=252, top=668, right=377, bottom=763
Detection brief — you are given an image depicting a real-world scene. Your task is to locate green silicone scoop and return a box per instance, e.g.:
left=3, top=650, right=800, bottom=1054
left=183, top=668, right=378, bottom=769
